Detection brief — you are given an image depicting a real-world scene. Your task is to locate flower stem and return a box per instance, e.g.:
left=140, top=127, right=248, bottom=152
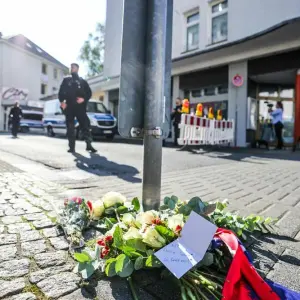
left=127, top=277, right=139, bottom=300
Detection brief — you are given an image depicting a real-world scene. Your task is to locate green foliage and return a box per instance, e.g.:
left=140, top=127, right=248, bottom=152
left=79, top=22, right=105, bottom=77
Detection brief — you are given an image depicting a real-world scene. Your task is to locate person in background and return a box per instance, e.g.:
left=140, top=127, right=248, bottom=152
left=269, top=101, right=284, bottom=150
left=171, top=97, right=182, bottom=146
left=58, top=63, right=97, bottom=153
left=9, top=101, right=23, bottom=138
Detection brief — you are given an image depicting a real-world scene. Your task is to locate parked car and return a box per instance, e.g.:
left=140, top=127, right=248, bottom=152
left=43, top=99, right=117, bottom=139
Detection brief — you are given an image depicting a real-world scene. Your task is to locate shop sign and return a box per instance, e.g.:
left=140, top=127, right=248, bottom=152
left=232, top=74, right=244, bottom=87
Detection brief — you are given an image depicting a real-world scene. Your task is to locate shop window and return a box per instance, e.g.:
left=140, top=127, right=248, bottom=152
left=191, top=89, right=202, bottom=97
left=280, top=88, right=294, bottom=98
left=204, top=86, right=216, bottom=96
left=186, top=11, right=199, bottom=51
left=217, top=84, right=228, bottom=94
left=211, top=0, right=228, bottom=44
left=259, top=86, right=279, bottom=98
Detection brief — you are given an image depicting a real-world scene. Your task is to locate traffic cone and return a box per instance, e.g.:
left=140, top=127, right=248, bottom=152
left=208, top=107, right=214, bottom=119
left=196, top=103, right=203, bottom=117
left=217, top=109, right=222, bottom=120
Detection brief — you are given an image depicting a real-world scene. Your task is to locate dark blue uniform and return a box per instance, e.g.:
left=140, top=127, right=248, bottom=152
left=58, top=74, right=94, bottom=152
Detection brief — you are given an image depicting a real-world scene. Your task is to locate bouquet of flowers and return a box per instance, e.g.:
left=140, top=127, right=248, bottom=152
left=58, top=192, right=279, bottom=299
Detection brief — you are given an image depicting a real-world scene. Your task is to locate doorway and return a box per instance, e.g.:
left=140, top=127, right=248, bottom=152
left=256, top=86, right=295, bottom=145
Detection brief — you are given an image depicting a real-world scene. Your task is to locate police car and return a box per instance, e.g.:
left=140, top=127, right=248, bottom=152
left=43, top=99, right=117, bottom=139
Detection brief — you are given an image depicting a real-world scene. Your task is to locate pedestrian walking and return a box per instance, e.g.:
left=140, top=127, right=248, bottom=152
left=171, top=98, right=182, bottom=146
left=58, top=63, right=97, bottom=153
left=269, top=101, right=284, bottom=150
left=9, top=101, right=23, bottom=138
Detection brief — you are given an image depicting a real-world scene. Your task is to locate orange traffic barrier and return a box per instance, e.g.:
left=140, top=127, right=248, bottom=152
left=182, top=99, right=190, bottom=114
left=217, top=109, right=222, bottom=120
left=208, top=107, right=214, bottom=119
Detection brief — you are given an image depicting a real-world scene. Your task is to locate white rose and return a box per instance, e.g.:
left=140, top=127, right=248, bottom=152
left=142, top=227, right=166, bottom=248
left=106, top=223, right=127, bottom=237
left=91, top=200, right=105, bottom=220
left=102, top=192, right=126, bottom=208
left=136, top=210, right=158, bottom=225
left=167, top=214, right=184, bottom=232
left=122, top=213, right=135, bottom=226
left=123, top=227, right=142, bottom=240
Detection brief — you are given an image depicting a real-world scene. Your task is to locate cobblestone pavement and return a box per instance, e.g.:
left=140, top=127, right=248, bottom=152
left=1, top=136, right=300, bottom=298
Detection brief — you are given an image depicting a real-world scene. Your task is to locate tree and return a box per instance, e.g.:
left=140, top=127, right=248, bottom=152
left=79, top=23, right=105, bottom=77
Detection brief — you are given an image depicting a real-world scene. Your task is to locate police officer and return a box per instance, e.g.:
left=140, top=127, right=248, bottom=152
left=58, top=63, right=97, bottom=153
left=9, top=101, right=23, bottom=138
left=171, top=97, right=182, bottom=146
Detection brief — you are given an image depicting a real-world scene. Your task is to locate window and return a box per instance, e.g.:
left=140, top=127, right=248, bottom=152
left=41, top=84, right=47, bottom=95
left=191, top=90, right=202, bottom=97
left=53, top=68, right=58, bottom=79
left=86, top=102, right=108, bottom=114
left=211, top=0, right=228, bottom=44
left=186, top=11, right=199, bottom=51
left=22, top=113, right=43, bottom=121
left=204, top=87, right=216, bottom=96
left=217, top=84, right=228, bottom=94
left=42, top=63, right=47, bottom=75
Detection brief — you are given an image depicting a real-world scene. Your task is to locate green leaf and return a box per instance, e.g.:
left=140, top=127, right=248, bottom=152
left=115, top=254, right=134, bottom=277
left=216, top=202, right=227, bottom=211
left=145, top=255, right=162, bottom=268
left=159, top=205, right=169, bottom=211
left=178, top=205, right=192, bottom=216
left=117, top=206, right=129, bottom=214
left=73, top=251, right=92, bottom=263
left=134, top=256, right=144, bottom=270
left=187, top=197, right=206, bottom=214
left=105, top=207, right=115, bottom=215
left=170, top=195, right=179, bottom=203
left=105, top=218, right=114, bottom=230
left=168, top=199, right=176, bottom=210
left=125, top=238, right=147, bottom=253
left=155, top=225, right=175, bottom=241
left=164, top=197, right=171, bottom=205
left=105, top=259, right=117, bottom=277
left=132, top=197, right=141, bottom=212
left=203, top=203, right=216, bottom=215
left=113, top=226, right=123, bottom=249
left=80, top=262, right=95, bottom=279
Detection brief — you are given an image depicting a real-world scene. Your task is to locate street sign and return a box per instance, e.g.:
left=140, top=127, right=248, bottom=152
left=118, top=0, right=172, bottom=140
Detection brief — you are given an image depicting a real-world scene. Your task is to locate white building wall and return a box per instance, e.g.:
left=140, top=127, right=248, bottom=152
left=228, top=61, right=248, bottom=147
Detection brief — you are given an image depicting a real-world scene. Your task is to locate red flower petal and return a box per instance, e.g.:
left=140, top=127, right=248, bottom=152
left=97, top=239, right=106, bottom=247
left=175, top=225, right=182, bottom=232
left=87, top=201, right=93, bottom=212
left=105, top=235, right=113, bottom=242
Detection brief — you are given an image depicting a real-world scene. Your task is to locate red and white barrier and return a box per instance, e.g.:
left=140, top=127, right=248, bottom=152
left=177, top=114, right=235, bottom=146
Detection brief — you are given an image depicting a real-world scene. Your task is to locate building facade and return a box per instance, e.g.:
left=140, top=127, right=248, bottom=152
left=0, top=34, right=68, bottom=130
left=98, top=0, right=300, bottom=146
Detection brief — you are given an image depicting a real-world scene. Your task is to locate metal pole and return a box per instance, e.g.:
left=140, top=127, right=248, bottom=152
left=142, top=0, right=172, bottom=211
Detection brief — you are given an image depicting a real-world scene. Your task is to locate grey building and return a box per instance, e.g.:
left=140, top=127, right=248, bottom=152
left=0, top=34, right=68, bottom=130
left=101, top=0, right=300, bottom=147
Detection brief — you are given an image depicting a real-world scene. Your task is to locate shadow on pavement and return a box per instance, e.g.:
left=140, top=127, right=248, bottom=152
left=72, top=152, right=141, bottom=183
left=183, top=145, right=300, bottom=163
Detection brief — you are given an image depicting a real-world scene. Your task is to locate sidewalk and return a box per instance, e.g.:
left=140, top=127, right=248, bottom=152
left=0, top=159, right=300, bottom=299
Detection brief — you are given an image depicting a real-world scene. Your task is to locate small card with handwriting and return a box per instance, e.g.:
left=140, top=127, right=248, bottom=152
left=154, top=211, right=217, bottom=279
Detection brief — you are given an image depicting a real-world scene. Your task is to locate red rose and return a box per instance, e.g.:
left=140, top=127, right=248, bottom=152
left=87, top=201, right=93, bottom=212
left=152, top=218, right=162, bottom=225
left=105, top=235, right=113, bottom=242
left=97, top=239, right=106, bottom=247
left=175, top=225, right=182, bottom=233
left=100, top=246, right=110, bottom=258
left=76, top=197, right=83, bottom=204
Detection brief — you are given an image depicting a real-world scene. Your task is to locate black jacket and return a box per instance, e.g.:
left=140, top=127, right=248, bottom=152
left=171, top=105, right=182, bottom=124
left=9, top=107, right=23, bottom=122
left=58, top=75, right=92, bottom=107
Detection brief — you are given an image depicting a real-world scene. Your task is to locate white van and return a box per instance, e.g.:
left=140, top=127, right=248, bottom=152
left=43, top=99, right=117, bottom=139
